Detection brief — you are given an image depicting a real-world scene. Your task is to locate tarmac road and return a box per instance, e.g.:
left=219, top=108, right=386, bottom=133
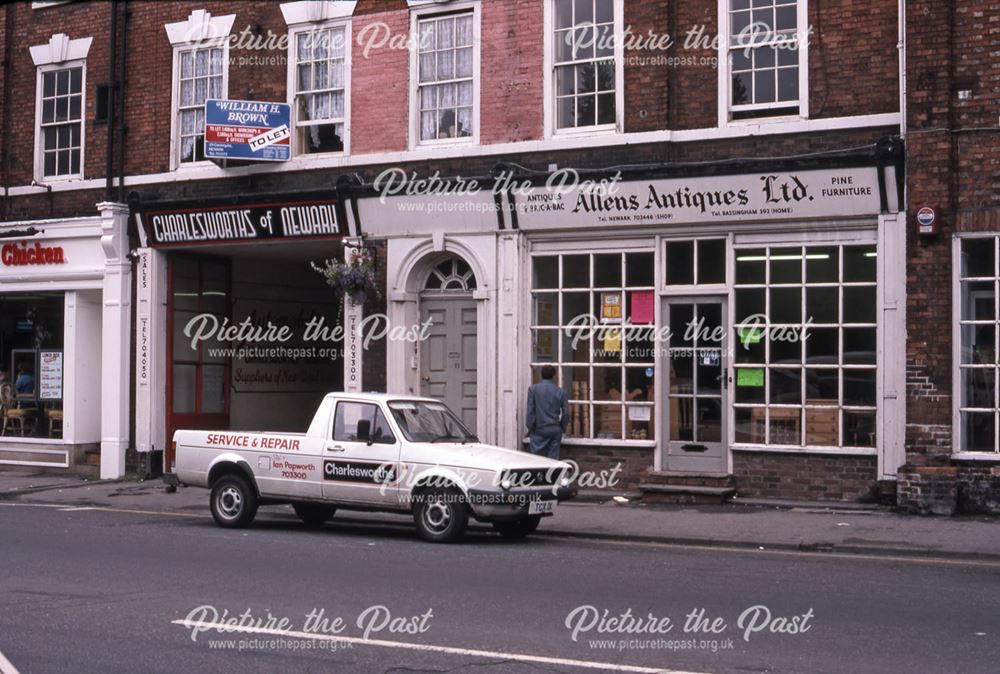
left=0, top=502, right=997, bottom=674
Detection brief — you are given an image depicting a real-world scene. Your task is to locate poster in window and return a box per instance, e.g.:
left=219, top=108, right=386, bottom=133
left=600, top=293, right=622, bottom=323
left=630, top=291, right=654, bottom=324
left=39, top=350, right=63, bottom=400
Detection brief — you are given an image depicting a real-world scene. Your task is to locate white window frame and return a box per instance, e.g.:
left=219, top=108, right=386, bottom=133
left=169, top=42, right=228, bottom=170
left=165, top=10, right=233, bottom=171
left=717, top=0, right=809, bottom=127
left=528, top=249, right=657, bottom=445
left=730, top=241, right=879, bottom=452
left=543, top=0, right=624, bottom=139
left=286, top=21, right=352, bottom=156
left=408, top=0, right=481, bottom=150
left=34, top=60, right=86, bottom=183
left=952, top=233, right=1000, bottom=459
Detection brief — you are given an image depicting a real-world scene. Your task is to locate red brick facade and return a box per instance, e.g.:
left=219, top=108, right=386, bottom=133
left=9, top=1, right=969, bottom=505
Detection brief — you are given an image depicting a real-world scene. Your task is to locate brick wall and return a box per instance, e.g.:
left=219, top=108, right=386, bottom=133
left=732, top=451, right=878, bottom=501
left=1, top=0, right=903, bottom=218
left=556, top=444, right=654, bottom=490
left=904, top=0, right=1000, bottom=466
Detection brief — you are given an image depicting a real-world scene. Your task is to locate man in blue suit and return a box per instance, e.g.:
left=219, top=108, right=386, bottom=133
left=526, top=365, right=569, bottom=459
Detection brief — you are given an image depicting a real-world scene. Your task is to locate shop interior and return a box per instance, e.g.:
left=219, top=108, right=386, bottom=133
left=167, top=241, right=346, bottom=443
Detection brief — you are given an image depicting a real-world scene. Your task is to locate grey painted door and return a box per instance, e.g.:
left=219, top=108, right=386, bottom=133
left=663, top=298, right=729, bottom=473
left=420, top=298, right=478, bottom=432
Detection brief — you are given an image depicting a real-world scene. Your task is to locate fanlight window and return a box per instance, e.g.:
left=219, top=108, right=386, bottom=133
left=423, top=257, right=477, bottom=292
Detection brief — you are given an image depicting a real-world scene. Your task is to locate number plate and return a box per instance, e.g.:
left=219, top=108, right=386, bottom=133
left=528, top=500, right=556, bottom=515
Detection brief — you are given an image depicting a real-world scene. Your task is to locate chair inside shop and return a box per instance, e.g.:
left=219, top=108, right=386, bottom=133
left=46, top=407, right=64, bottom=438
left=1, top=383, right=37, bottom=437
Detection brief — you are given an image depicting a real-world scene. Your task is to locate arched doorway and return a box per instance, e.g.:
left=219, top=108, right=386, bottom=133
left=418, top=255, right=478, bottom=431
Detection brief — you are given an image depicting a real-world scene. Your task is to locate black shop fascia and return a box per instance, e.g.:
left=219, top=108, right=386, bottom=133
left=128, top=188, right=350, bottom=249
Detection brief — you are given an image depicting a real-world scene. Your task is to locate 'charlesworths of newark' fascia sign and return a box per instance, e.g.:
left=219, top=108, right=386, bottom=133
left=136, top=197, right=343, bottom=247
left=513, top=167, right=884, bottom=230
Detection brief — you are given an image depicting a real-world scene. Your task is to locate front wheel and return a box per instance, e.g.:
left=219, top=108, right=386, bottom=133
left=413, top=488, right=469, bottom=543
left=210, top=474, right=258, bottom=528
left=293, top=503, right=336, bottom=527
left=492, top=515, right=542, bottom=540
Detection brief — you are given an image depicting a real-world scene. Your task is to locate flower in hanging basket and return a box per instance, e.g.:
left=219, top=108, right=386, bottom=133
left=312, top=246, right=382, bottom=308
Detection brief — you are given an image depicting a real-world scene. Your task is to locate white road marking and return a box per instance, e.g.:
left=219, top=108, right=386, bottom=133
left=0, top=648, right=22, bottom=674
left=172, top=619, right=702, bottom=674
left=59, top=507, right=97, bottom=511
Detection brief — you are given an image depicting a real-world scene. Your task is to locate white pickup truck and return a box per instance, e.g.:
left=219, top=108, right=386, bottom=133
left=169, top=393, right=576, bottom=542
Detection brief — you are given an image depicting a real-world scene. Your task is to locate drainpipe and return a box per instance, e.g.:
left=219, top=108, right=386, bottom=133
left=1, top=4, right=15, bottom=219
left=117, top=0, right=128, bottom=203
left=105, top=0, right=118, bottom=201
left=897, top=0, right=906, bottom=142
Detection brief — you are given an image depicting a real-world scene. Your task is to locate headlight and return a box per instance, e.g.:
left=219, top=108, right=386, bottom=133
left=559, top=477, right=572, bottom=487
left=500, top=478, right=512, bottom=490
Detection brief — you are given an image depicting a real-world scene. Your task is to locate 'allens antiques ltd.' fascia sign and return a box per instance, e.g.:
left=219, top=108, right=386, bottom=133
left=514, top=167, right=883, bottom=230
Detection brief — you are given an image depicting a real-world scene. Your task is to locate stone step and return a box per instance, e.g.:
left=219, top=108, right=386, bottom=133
left=642, top=471, right=735, bottom=488
left=637, top=483, right=736, bottom=505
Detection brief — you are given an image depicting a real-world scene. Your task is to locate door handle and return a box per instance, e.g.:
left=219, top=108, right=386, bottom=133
left=327, top=445, right=346, bottom=453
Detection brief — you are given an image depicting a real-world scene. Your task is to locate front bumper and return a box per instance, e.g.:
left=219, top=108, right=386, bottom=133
left=467, top=486, right=576, bottom=520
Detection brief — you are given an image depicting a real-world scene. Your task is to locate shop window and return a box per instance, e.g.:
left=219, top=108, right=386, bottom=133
left=551, top=0, right=618, bottom=132
left=172, top=45, right=225, bottom=165
left=665, top=239, right=727, bottom=285
left=726, top=0, right=805, bottom=121
left=37, top=64, right=85, bottom=180
left=415, top=9, right=476, bottom=143
left=530, top=251, right=655, bottom=441
left=292, top=25, right=348, bottom=154
left=732, top=244, right=877, bottom=448
left=957, top=236, right=1000, bottom=453
left=0, top=294, right=65, bottom=438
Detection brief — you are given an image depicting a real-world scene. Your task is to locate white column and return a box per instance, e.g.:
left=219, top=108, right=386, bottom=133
left=97, top=202, right=132, bottom=479
left=493, top=231, right=523, bottom=449
left=878, top=212, right=907, bottom=479
left=134, top=247, right=167, bottom=456
left=343, top=238, right=364, bottom=393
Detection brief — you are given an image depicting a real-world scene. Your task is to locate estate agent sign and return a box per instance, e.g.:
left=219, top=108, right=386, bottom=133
left=204, top=99, right=291, bottom=162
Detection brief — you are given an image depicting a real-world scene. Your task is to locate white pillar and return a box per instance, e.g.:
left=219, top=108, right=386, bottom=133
left=97, top=202, right=132, bottom=479
left=134, top=247, right=167, bottom=457
left=343, top=238, right=364, bottom=393
left=495, top=231, right=524, bottom=450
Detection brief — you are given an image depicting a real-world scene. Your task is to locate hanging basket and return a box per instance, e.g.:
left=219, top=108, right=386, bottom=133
left=312, top=246, right=382, bottom=317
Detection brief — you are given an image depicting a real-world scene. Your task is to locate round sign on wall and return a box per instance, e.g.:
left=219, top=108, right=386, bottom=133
left=916, top=206, right=937, bottom=234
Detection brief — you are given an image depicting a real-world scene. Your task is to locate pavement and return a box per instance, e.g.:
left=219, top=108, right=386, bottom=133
left=0, top=470, right=997, bottom=561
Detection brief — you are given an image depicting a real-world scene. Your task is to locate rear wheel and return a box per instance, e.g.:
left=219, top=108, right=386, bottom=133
left=293, top=503, right=336, bottom=527
left=492, top=515, right=542, bottom=540
left=210, top=474, right=258, bottom=528
left=413, top=488, right=469, bottom=543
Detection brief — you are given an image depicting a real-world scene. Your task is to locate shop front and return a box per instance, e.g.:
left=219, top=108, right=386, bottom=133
left=130, top=190, right=352, bottom=472
left=513, top=157, right=907, bottom=499
left=353, top=146, right=906, bottom=500
left=0, top=204, right=132, bottom=477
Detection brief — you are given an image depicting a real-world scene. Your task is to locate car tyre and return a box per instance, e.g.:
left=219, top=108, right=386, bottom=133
left=492, top=515, right=542, bottom=540
left=293, top=503, right=336, bottom=527
left=210, top=474, right=258, bottom=528
left=413, top=488, right=469, bottom=543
